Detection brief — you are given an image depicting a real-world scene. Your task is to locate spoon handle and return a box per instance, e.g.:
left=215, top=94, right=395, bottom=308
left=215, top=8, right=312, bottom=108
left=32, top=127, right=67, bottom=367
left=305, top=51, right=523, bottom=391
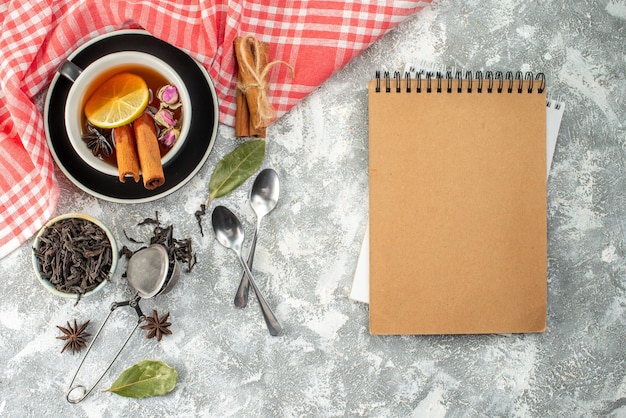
left=234, top=226, right=259, bottom=308
left=237, top=254, right=282, bottom=336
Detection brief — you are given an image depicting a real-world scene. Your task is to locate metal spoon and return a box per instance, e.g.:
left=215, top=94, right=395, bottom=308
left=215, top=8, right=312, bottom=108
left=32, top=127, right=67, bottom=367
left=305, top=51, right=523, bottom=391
left=66, top=244, right=180, bottom=403
left=234, top=168, right=280, bottom=308
left=212, top=206, right=282, bottom=336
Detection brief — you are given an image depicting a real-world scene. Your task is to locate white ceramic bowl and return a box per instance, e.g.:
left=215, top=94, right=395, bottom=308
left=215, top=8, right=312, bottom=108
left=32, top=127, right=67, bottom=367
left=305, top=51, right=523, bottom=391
left=32, top=213, right=118, bottom=299
left=64, top=51, right=191, bottom=178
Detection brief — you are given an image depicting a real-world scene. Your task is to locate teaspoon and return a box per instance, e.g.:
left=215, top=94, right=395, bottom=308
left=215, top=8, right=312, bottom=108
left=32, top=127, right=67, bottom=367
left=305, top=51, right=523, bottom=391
left=234, top=168, right=280, bottom=308
left=212, top=205, right=282, bottom=336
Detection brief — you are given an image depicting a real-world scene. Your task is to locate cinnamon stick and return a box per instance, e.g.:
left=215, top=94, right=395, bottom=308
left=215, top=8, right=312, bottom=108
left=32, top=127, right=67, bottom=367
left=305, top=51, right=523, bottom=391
left=248, top=40, right=269, bottom=134
left=235, top=88, right=251, bottom=137
left=234, top=36, right=268, bottom=137
left=134, top=113, right=165, bottom=190
left=113, top=124, right=140, bottom=183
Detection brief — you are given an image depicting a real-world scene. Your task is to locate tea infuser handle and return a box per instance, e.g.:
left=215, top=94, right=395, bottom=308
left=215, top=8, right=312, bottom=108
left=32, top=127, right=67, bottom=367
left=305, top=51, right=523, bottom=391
left=130, top=296, right=145, bottom=319
left=65, top=298, right=145, bottom=403
left=66, top=317, right=144, bottom=403
left=114, top=294, right=145, bottom=319
left=66, top=306, right=116, bottom=403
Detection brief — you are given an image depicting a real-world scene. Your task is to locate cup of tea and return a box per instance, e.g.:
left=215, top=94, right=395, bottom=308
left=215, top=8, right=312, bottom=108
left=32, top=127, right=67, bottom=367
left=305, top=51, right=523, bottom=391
left=59, top=51, right=191, bottom=179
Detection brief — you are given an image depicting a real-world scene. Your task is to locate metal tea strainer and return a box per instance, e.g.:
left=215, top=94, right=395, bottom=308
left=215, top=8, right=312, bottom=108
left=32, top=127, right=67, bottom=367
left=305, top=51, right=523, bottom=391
left=65, top=244, right=180, bottom=403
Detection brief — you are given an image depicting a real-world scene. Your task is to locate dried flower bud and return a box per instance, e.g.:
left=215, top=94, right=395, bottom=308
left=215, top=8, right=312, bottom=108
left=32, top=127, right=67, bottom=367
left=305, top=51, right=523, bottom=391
left=154, top=109, right=177, bottom=128
left=158, top=128, right=179, bottom=147
left=157, top=85, right=179, bottom=105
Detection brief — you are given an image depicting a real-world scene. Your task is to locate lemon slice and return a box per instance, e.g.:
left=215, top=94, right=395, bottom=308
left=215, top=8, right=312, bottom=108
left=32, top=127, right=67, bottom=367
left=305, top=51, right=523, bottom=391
left=84, top=73, right=149, bottom=129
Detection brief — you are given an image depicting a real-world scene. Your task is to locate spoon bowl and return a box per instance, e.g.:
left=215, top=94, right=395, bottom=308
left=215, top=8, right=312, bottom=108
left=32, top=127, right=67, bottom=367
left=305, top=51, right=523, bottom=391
left=235, top=168, right=280, bottom=308
left=212, top=205, right=245, bottom=253
left=212, top=206, right=282, bottom=336
left=250, top=168, right=280, bottom=218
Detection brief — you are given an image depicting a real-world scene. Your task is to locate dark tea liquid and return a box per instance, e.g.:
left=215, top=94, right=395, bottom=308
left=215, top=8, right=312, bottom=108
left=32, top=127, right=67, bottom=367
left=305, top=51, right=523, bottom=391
left=81, top=64, right=183, bottom=167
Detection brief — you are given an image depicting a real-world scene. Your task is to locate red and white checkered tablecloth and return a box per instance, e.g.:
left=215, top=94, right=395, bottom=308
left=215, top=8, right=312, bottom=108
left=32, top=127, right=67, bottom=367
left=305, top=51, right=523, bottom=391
left=0, top=0, right=429, bottom=258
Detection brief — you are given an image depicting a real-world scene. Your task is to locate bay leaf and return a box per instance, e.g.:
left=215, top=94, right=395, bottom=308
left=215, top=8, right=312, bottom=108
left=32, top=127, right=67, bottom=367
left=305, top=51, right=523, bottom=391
left=209, top=139, right=266, bottom=201
left=105, top=359, right=178, bottom=399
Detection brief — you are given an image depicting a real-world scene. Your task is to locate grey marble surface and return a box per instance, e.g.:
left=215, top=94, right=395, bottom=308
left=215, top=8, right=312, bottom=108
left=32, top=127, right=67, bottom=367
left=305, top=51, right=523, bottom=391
left=1, top=0, right=625, bottom=416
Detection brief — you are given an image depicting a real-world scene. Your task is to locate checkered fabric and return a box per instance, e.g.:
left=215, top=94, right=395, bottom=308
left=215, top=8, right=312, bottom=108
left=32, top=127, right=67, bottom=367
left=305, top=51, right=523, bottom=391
left=0, top=0, right=429, bottom=258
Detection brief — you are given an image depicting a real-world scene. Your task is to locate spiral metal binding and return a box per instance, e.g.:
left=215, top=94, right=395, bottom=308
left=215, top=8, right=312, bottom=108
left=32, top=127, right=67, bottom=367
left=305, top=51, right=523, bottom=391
left=375, top=70, right=546, bottom=94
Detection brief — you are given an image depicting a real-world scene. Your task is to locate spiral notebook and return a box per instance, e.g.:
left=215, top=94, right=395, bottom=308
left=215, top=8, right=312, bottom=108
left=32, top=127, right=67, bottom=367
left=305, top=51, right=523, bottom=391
left=351, top=76, right=564, bottom=305
left=368, top=70, right=548, bottom=335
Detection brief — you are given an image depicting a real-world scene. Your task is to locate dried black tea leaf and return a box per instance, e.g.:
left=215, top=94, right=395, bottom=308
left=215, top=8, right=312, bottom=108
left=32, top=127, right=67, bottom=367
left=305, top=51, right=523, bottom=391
left=138, top=211, right=160, bottom=226
left=122, top=229, right=143, bottom=244
left=194, top=204, right=206, bottom=237
left=33, top=217, right=113, bottom=298
left=119, top=245, right=135, bottom=260
left=121, top=213, right=197, bottom=273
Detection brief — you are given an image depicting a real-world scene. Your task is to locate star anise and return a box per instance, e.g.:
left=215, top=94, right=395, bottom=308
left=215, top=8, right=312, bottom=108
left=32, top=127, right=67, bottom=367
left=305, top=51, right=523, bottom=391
left=140, top=310, right=172, bottom=341
left=82, top=123, right=113, bottom=157
left=56, top=319, right=91, bottom=354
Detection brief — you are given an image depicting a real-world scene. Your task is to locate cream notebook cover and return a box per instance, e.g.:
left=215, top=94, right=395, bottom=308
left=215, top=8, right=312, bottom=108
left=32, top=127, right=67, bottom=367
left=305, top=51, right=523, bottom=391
left=368, top=71, right=547, bottom=335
